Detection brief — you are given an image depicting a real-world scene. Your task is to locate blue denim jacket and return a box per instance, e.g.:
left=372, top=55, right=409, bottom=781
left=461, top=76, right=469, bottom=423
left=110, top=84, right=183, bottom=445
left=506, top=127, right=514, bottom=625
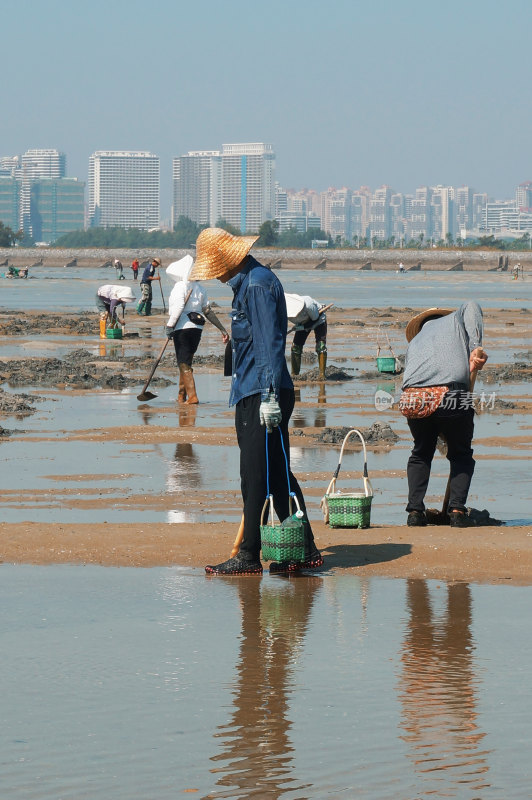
left=228, top=256, right=293, bottom=407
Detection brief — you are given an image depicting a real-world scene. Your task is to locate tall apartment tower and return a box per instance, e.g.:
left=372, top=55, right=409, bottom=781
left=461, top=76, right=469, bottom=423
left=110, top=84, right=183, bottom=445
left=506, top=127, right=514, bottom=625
left=88, top=151, right=160, bottom=229
left=18, top=149, right=67, bottom=233
left=21, top=149, right=66, bottom=180
left=408, top=187, right=433, bottom=241
left=0, top=175, right=21, bottom=231
left=220, top=143, right=275, bottom=233
left=516, top=181, right=532, bottom=211
left=369, top=185, right=393, bottom=241
left=431, top=186, right=455, bottom=242
left=172, top=151, right=221, bottom=227
left=455, top=186, right=473, bottom=236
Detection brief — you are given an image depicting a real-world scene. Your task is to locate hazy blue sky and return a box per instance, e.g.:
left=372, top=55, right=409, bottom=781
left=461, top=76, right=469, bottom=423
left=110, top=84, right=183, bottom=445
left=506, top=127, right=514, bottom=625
left=3, top=0, right=531, bottom=217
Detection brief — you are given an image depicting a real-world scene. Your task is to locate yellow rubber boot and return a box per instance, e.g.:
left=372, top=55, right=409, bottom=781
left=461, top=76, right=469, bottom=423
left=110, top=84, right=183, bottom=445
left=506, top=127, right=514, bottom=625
left=177, top=369, right=187, bottom=403
left=318, top=351, right=327, bottom=380
left=181, top=367, right=198, bottom=404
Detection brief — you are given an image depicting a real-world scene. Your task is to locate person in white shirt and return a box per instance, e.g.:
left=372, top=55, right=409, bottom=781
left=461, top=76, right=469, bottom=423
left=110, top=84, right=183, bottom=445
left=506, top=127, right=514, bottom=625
left=165, top=255, right=228, bottom=404
left=285, top=293, right=328, bottom=379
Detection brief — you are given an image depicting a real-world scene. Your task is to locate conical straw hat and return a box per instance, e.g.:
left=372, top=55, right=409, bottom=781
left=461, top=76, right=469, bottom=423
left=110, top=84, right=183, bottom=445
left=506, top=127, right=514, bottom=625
left=190, top=228, right=259, bottom=280
left=405, top=307, right=453, bottom=342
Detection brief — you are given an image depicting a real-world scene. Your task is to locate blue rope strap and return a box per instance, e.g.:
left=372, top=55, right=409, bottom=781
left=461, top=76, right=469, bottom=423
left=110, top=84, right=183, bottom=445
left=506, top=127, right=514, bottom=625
left=265, top=427, right=296, bottom=503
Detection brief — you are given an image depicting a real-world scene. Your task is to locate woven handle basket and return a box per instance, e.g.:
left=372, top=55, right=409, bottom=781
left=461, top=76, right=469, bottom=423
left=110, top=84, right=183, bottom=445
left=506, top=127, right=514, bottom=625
left=260, top=494, right=306, bottom=562
left=320, top=429, right=373, bottom=529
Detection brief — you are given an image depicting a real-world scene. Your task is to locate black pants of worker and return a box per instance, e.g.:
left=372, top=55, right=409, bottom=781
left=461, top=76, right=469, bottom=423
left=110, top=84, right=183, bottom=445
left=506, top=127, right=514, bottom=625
left=172, top=328, right=202, bottom=367
left=235, top=389, right=317, bottom=562
left=406, top=405, right=475, bottom=514
left=293, top=320, right=327, bottom=350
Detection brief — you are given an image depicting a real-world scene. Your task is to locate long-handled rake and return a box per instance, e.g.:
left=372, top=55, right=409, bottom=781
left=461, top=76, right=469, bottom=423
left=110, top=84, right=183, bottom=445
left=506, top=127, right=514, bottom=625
left=137, top=338, right=170, bottom=401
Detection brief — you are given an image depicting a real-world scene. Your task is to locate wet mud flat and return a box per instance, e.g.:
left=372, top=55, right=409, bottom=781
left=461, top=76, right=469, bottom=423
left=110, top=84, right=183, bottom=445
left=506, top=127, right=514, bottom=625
left=0, top=302, right=531, bottom=578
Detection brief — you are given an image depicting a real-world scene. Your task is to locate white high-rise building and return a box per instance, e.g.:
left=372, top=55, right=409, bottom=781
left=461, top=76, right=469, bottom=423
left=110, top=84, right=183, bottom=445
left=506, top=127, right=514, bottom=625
left=220, top=143, right=275, bottom=233
left=21, top=149, right=66, bottom=180
left=172, top=151, right=221, bottom=227
left=88, top=151, right=160, bottom=229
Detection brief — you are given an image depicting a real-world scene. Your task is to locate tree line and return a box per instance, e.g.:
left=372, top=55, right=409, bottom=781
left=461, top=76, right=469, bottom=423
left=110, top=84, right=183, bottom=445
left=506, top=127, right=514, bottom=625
left=2, top=216, right=532, bottom=251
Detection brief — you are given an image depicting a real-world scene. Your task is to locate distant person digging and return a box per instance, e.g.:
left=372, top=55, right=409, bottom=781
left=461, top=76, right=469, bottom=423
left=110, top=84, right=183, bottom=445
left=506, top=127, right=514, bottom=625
left=137, top=256, right=161, bottom=316
left=113, top=258, right=125, bottom=280
left=96, top=284, right=135, bottom=331
left=285, top=293, right=331, bottom=380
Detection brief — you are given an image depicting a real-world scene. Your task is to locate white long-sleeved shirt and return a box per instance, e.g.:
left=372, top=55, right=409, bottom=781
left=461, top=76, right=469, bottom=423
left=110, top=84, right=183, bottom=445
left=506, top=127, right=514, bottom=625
left=166, top=280, right=208, bottom=330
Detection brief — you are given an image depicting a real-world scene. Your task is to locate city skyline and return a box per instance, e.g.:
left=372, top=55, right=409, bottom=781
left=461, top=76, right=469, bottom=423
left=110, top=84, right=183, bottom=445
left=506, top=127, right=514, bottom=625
left=2, top=0, right=531, bottom=217
left=3, top=144, right=532, bottom=242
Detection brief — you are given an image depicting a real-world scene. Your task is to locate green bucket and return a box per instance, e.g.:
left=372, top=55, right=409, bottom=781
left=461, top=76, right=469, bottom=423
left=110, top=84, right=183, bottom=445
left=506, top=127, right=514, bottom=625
left=376, top=356, right=396, bottom=373
left=106, top=327, right=123, bottom=339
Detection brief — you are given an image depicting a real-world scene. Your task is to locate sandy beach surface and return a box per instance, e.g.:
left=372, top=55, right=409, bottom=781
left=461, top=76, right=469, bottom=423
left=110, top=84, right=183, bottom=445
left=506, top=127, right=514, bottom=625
left=1, top=520, right=532, bottom=585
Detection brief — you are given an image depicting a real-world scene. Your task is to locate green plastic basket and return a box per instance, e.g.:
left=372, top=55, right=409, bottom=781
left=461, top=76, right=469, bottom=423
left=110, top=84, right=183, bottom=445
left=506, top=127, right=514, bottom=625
left=106, top=327, right=123, bottom=339
left=260, top=496, right=305, bottom=562
left=321, top=429, right=374, bottom=529
left=376, top=356, right=396, bottom=373
left=326, top=493, right=373, bottom=528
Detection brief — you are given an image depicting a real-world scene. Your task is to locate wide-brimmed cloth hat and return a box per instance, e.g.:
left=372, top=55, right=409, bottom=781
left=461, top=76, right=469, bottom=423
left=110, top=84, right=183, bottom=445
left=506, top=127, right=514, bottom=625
left=103, top=285, right=136, bottom=302
left=284, top=293, right=306, bottom=320
left=190, top=228, right=259, bottom=281
left=117, top=286, right=135, bottom=303
left=406, top=307, right=453, bottom=342
left=166, top=254, right=194, bottom=283
left=152, top=256, right=162, bottom=266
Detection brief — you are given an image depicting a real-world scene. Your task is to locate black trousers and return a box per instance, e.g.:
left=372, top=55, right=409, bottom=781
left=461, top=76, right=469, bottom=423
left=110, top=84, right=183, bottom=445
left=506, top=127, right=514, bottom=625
left=173, top=328, right=202, bottom=367
left=406, top=406, right=475, bottom=513
left=293, top=321, right=327, bottom=350
left=235, top=389, right=316, bottom=561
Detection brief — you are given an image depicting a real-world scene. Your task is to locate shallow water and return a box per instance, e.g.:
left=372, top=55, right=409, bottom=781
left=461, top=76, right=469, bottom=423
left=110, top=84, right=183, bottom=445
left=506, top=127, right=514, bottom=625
left=1, top=368, right=530, bottom=526
left=2, top=565, right=531, bottom=799
left=1, top=267, right=530, bottom=310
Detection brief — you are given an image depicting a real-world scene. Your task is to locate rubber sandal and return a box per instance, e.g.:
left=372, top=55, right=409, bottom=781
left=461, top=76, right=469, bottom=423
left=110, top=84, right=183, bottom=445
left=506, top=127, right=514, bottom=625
left=205, top=554, right=263, bottom=576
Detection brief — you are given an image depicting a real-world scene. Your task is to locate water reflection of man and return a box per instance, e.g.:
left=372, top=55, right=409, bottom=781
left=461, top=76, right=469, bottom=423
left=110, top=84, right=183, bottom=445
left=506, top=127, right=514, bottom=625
left=398, top=580, right=490, bottom=794
left=206, top=577, right=322, bottom=797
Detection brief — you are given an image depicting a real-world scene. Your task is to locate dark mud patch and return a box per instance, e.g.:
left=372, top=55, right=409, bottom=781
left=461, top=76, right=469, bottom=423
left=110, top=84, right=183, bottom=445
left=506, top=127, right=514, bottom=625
left=0, top=312, right=95, bottom=336
left=0, top=387, right=41, bottom=416
left=294, top=365, right=355, bottom=383
left=474, top=396, right=518, bottom=412
left=0, top=424, right=15, bottom=437
left=482, top=362, right=532, bottom=383
left=0, top=349, right=156, bottom=390
left=292, top=421, right=399, bottom=446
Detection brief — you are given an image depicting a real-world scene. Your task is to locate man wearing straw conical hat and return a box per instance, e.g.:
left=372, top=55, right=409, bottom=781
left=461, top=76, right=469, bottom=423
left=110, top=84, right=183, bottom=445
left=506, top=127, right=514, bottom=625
left=190, top=227, right=323, bottom=575
left=400, top=302, right=488, bottom=528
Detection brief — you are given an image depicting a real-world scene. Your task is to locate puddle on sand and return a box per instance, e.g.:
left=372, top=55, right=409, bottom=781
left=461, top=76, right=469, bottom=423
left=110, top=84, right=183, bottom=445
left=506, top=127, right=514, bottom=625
left=2, top=566, right=531, bottom=799
left=1, top=419, right=530, bottom=525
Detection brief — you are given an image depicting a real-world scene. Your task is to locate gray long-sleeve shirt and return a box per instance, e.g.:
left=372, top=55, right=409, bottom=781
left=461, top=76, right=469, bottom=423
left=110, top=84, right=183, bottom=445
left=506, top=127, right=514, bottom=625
left=402, top=302, right=483, bottom=389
